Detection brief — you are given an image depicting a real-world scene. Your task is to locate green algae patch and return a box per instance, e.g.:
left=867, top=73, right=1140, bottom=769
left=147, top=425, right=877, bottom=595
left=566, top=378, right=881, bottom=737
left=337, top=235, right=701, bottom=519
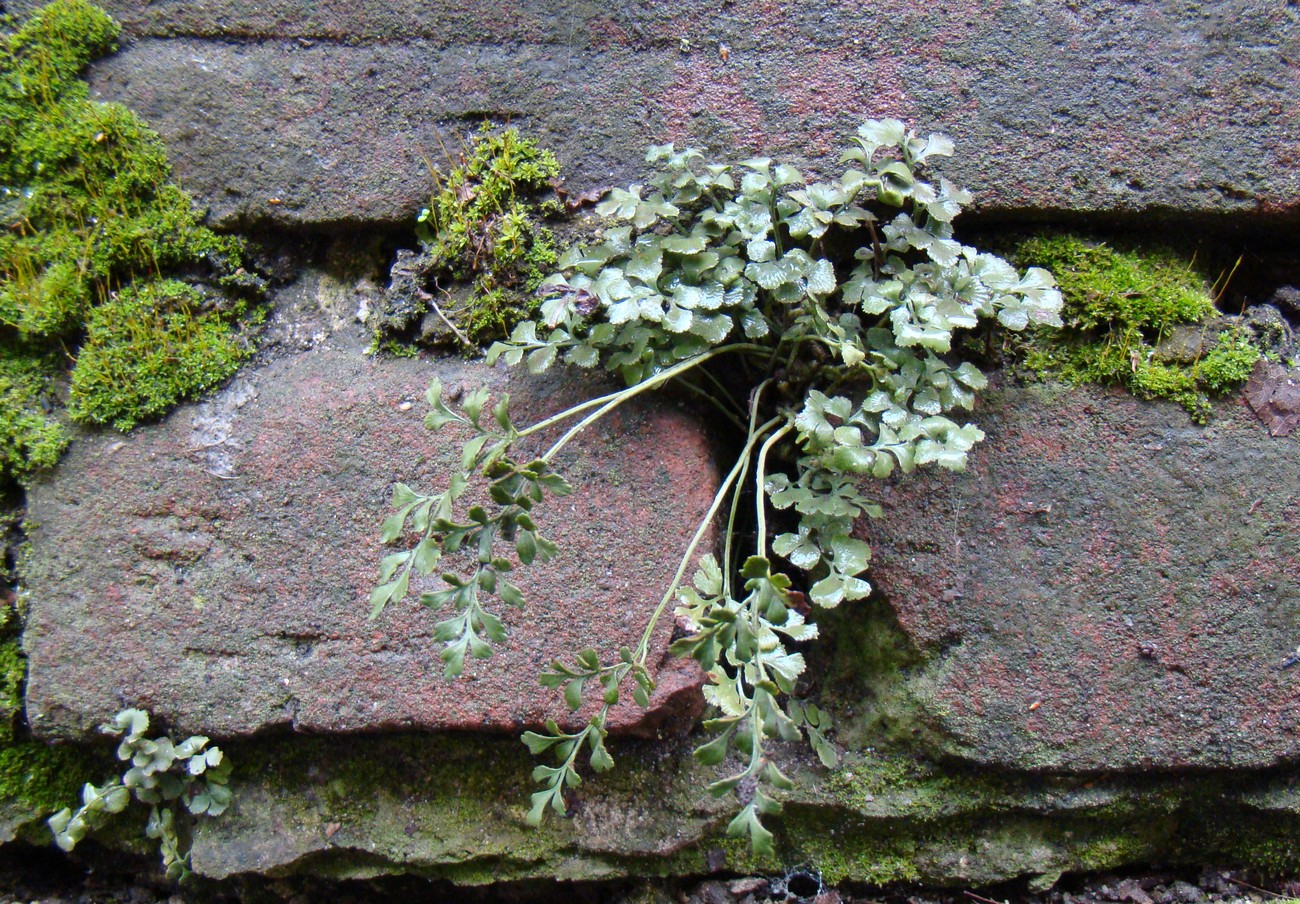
left=1208, top=818, right=1300, bottom=877
left=178, top=729, right=1300, bottom=889
left=196, top=733, right=597, bottom=882
left=1072, top=825, right=1166, bottom=874
left=806, top=597, right=945, bottom=755
left=1013, top=235, right=1260, bottom=422
left=192, top=731, right=735, bottom=884
left=0, top=0, right=259, bottom=460
left=820, top=749, right=1010, bottom=823
left=778, top=810, right=921, bottom=886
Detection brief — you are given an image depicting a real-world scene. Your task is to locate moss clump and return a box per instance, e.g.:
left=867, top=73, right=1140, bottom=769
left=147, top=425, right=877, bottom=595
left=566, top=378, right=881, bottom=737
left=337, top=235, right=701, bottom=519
left=1198, top=326, right=1262, bottom=392
left=0, top=343, right=67, bottom=483
left=0, top=739, right=98, bottom=819
left=1014, top=235, right=1260, bottom=422
left=0, top=0, right=258, bottom=455
left=68, top=279, right=251, bottom=430
left=0, top=539, right=24, bottom=746
left=1020, top=236, right=1214, bottom=332
left=417, top=125, right=559, bottom=283
left=0, top=640, right=24, bottom=747
left=380, top=125, right=562, bottom=348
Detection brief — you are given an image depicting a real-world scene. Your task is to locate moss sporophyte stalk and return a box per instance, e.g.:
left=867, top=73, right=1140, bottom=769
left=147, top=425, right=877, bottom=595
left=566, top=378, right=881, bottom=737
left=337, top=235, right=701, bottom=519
left=373, top=120, right=1064, bottom=854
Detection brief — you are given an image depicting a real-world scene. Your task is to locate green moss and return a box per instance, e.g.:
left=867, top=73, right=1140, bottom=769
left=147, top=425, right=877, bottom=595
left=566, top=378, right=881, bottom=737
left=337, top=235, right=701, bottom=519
left=458, top=287, right=539, bottom=342
left=68, top=279, right=250, bottom=430
left=0, top=0, right=117, bottom=102
left=1019, top=236, right=1214, bottom=333
left=0, top=641, right=24, bottom=746
left=780, top=812, right=921, bottom=885
left=1130, top=358, right=1206, bottom=420
left=374, top=338, right=422, bottom=358
left=0, top=559, right=103, bottom=832
left=822, top=749, right=1008, bottom=822
left=0, top=342, right=68, bottom=483
left=1013, top=235, right=1261, bottom=423
left=417, top=126, right=559, bottom=275
left=0, top=0, right=257, bottom=452
left=0, top=738, right=98, bottom=817
left=385, top=125, right=562, bottom=348
left=0, top=565, right=26, bottom=747
left=1199, top=326, right=1262, bottom=392
left=1073, top=828, right=1159, bottom=873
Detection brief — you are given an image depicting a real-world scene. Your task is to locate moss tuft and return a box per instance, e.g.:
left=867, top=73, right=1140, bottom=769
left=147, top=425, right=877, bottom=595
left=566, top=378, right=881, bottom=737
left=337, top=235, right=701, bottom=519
left=1198, top=326, right=1262, bottom=392
left=0, top=342, right=68, bottom=483
left=0, top=640, right=25, bottom=746
left=1, top=0, right=117, bottom=100
left=1130, top=358, right=1207, bottom=421
left=379, top=125, right=562, bottom=349
left=0, top=0, right=259, bottom=457
left=68, top=279, right=251, bottom=430
left=1013, top=235, right=1261, bottom=423
left=1019, top=236, right=1214, bottom=333
left=417, top=126, right=559, bottom=280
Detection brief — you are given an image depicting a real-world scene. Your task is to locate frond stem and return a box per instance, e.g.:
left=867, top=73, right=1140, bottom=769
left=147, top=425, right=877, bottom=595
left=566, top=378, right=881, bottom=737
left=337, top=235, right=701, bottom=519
left=633, top=412, right=783, bottom=666
left=536, top=344, right=769, bottom=464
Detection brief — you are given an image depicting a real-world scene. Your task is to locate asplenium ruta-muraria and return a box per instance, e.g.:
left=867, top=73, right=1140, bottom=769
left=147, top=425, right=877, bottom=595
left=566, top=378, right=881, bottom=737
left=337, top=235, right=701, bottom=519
left=49, top=708, right=232, bottom=881
left=372, top=119, right=1063, bottom=854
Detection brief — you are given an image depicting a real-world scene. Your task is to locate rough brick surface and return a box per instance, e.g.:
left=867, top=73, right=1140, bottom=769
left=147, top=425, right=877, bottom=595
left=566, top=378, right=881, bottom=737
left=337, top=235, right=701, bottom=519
left=867, top=382, right=1300, bottom=770
left=22, top=326, right=716, bottom=741
left=6, top=0, right=1293, bottom=228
